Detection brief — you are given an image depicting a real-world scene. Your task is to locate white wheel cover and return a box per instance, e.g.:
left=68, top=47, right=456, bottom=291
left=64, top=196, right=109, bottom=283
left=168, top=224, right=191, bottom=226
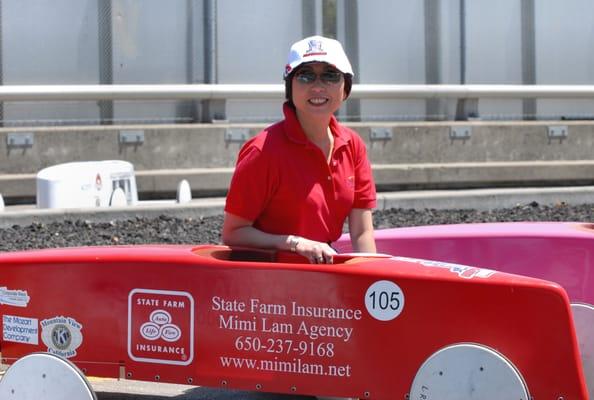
left=572, top=303, right=594, bottom=399
left=410, top=343, right=529, bottom=400
left=0, top=353, right=95, bottom=400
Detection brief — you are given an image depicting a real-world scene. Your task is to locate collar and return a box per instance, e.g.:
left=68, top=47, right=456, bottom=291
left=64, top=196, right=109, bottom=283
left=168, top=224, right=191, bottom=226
left=282, top=102, right=350, bottom=149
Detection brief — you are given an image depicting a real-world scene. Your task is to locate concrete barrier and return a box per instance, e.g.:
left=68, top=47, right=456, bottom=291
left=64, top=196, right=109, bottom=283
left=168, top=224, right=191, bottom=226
left=1, top=121, right=594, bottom=203
left=3, top=185, right=594, bottom=228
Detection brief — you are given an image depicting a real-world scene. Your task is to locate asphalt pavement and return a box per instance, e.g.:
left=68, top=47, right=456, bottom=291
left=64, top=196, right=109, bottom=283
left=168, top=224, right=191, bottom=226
left=0, top=371, right=320, bottom=400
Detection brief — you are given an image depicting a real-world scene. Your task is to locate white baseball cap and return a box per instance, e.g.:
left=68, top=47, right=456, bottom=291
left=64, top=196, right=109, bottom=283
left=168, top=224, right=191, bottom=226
left=284, top=35, right=354, bottom=78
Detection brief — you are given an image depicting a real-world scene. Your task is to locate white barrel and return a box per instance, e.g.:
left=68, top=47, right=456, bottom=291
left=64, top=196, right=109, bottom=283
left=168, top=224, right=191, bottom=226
left=36, top=160, right=138, bottom=209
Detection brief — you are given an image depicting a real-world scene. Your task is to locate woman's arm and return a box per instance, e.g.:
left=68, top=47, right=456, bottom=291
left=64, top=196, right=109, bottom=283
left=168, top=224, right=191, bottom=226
left=348, top=208, right=376, bottom=253
left=222, top=212, right=336, bottom=263
left=222, top=212, right=290, bottom=250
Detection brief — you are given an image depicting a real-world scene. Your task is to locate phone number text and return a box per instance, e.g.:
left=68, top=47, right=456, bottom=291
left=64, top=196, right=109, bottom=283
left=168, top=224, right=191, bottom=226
left=234, top=336, right=335, bottom=358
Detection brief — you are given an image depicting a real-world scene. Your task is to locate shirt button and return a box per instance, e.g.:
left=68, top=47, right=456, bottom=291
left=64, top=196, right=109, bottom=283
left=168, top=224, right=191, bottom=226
left=327, top=176, right=332, bottom=181
left=332, top=161, right=337, bottom=166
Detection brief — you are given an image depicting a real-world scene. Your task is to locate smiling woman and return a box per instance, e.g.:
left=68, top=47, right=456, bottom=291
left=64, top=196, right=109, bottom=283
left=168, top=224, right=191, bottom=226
left=291, top=63, right=346, bottom=124
left=222, top=36, right=376, bottom=264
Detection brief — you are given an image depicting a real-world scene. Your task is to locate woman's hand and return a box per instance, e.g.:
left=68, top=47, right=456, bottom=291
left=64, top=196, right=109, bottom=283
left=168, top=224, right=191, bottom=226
left=292, top=236, right=337, bottom=264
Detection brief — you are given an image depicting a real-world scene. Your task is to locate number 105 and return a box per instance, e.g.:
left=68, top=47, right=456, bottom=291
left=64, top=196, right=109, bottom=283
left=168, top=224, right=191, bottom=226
left=365, top=280, right=405, bottom=321
left=368, top=290, right=401, bottom=311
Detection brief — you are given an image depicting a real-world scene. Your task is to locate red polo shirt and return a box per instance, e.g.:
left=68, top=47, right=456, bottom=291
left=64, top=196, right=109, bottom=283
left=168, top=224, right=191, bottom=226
left=225, top=103, right=376, bottom=243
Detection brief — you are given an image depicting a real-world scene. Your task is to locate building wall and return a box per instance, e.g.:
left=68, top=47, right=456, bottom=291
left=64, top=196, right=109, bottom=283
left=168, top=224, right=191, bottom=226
left=3, top=0, right=101, bottom=124
left=465, top=0, right=524, bottom=118
left=111, top=0, right=195, bottom=123
left=217, top=0, right=302, bottom=122
left=536, top=0, right=594, bottom=118
left=0, top=0, right=593, bottom=124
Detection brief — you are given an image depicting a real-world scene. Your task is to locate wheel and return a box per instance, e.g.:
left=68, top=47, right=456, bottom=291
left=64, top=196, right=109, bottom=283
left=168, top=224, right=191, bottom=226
left=410, top=343, right=529, bottom=400
left=0, top=352, right=96, bottom=400
left=572, top=302, right=594, bottom=399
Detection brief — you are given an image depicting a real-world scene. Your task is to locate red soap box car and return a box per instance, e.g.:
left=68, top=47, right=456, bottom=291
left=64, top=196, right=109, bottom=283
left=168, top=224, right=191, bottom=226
left=0, top=224, right=590, bottom=399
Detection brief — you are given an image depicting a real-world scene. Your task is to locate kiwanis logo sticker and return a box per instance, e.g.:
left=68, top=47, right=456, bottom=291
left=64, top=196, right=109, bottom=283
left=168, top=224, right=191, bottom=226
left=41, top=316, right=83, bottom=358
left=128, top=289, right=194, bottom=365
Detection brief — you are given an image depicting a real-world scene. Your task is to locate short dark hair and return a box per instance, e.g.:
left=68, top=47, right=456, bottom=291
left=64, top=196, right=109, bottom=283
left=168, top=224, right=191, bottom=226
left=284, top=72, right=353, bottom=108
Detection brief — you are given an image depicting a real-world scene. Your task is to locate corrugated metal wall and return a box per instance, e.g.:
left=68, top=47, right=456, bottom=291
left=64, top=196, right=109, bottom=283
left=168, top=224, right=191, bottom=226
left=0, top=0, right=592, bottom=124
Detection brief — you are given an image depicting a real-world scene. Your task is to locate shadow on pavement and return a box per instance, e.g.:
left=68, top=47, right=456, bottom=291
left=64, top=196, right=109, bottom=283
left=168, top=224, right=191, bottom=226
left=97, top=387, right=317, bottom=400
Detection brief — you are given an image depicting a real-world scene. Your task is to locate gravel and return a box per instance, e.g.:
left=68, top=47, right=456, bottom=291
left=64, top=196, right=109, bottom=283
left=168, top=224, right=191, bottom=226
left=1, top=202, right=593, bottom=253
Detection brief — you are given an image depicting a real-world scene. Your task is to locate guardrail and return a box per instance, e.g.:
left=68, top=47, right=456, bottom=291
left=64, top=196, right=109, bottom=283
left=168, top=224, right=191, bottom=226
left=1, top=84, right=594, bottom=100
left=0, top=84, right=593, bottom=120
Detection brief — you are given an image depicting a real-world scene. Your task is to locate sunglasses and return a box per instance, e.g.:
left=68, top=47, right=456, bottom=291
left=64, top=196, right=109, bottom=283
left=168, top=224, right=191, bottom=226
left=294, top=70, right=343, bottom=85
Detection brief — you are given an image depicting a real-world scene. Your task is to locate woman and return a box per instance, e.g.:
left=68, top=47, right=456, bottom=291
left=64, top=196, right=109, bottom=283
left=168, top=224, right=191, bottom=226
left=222, top=35, right=376, bottom=263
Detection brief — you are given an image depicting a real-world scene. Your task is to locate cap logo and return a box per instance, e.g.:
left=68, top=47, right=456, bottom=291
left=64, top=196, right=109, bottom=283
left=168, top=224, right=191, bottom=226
left=304, top=39, right=327, bottom=57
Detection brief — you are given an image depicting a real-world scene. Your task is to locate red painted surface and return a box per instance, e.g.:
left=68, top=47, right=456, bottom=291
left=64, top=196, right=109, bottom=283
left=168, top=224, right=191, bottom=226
left=0, top=245, right=587, bottom=399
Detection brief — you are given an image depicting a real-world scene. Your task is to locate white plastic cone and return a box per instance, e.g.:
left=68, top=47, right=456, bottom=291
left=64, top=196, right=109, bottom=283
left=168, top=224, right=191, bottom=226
left=176, top=179, right=192, bottom=204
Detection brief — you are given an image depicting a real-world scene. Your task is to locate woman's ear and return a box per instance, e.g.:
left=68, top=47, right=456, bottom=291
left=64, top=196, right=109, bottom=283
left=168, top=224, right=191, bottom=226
left=342, top=75, right=353, bottom=101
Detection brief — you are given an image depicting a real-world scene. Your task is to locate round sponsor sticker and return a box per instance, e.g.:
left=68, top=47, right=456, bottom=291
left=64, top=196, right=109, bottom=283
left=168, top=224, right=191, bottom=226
left=365, top=280, right=405, bottom=321
left=41, top=316, right=83, bottom=359
left=51, top=324, right=72, bottom=350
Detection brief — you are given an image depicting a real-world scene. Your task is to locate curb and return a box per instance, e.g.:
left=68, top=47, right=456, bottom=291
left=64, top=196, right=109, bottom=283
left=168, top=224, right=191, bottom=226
left=2, top=186, right=594, bottom=228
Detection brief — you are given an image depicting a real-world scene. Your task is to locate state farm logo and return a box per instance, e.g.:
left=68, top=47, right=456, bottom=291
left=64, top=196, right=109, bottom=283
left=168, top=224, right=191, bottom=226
left=140, top=310, right=182, bottom=342
left=128, top=289, right=194, bottom=365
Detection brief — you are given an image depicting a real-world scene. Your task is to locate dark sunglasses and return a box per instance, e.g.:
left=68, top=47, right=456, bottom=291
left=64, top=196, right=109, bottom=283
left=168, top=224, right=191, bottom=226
left=294, top=70, right=343, bottom=85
